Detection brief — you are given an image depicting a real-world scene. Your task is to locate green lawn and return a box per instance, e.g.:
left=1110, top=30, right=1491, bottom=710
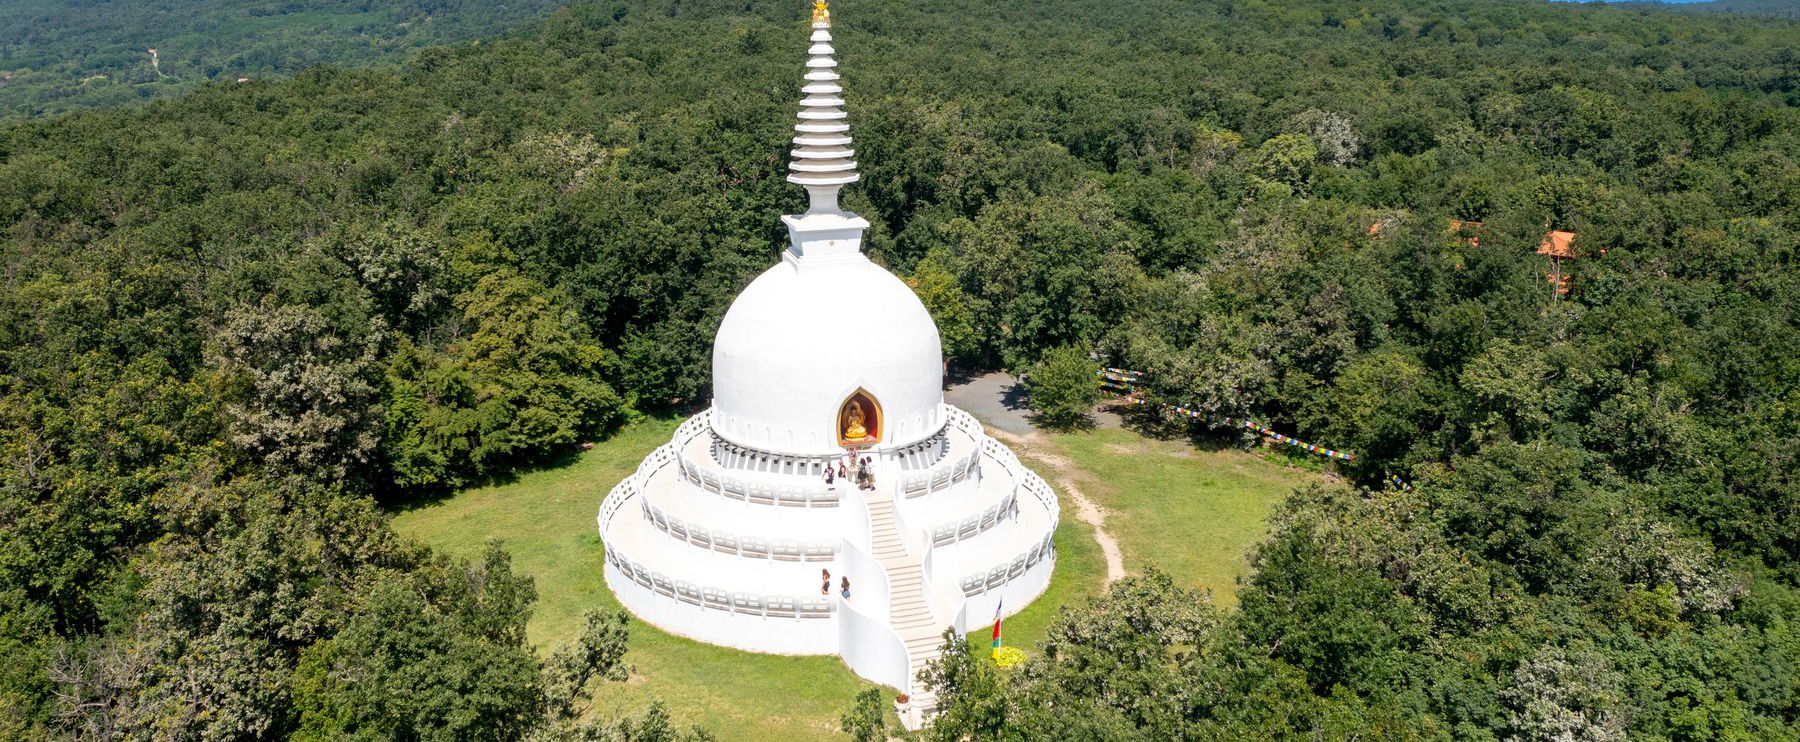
left=967, top=465, right=1108, bottom=656
left=1038, top=428, right=1318, bottom=607
left=391, top=417, right=885, bottom=740
left=390, top=416, right=1306, bottom=738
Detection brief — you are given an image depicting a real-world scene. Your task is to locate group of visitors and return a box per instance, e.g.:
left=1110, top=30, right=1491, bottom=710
left=822, top=569, right=849, bottom=599
left=821, top=455, right=877, bottom=491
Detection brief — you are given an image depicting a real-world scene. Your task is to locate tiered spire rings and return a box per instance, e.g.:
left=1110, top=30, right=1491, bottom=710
left=788, top=1, right=858, bottom=215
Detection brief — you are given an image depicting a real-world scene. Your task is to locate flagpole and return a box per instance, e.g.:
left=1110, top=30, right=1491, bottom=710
left=990, top=598, right=1003, bottom=660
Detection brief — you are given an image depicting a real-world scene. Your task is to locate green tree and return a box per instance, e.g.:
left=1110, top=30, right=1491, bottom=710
left=1253, top=133, right=1319, bottom=195
left=909, top=253, right=980, bottom=365
left=838, top=688, right=889, bottom=742
left=383, top=269, right=631, bottom=488
left=1025, top=346, right=1101, bottom=431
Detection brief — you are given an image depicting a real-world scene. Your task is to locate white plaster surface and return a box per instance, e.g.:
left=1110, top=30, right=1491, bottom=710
left=593, top=9, right=1059, bottom=720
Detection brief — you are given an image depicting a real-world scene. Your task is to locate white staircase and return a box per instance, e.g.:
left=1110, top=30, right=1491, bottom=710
left=862, top=484, right=944, bottom=728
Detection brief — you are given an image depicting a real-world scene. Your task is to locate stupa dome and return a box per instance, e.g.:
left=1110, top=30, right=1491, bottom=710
left=712, top=255, right=944, bottom=455
left=597, top=5, right=1057, bottom=730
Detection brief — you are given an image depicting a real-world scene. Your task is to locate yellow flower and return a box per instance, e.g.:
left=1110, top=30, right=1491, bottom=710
left=993, top=646, right=1027, bottom=668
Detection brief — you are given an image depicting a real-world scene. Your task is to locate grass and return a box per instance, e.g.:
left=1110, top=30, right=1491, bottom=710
left=968, top=447, right=1109, bottom=653
left=391, top=415, right=1311, bottom=738
left=391, top=418, right=882, bottom=740
left=1036, top=427, right=1318, bottom=607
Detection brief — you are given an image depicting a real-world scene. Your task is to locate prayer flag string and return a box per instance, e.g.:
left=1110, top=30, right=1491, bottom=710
left=1096, top=368, right=1357, bottom=462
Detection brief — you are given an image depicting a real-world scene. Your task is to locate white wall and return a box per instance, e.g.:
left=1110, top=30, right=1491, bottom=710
left=835, top=593, right=911, bottom=692
left=603, top=562, right=839, bottom=655
left=954, top=553, right=1056, bottom=635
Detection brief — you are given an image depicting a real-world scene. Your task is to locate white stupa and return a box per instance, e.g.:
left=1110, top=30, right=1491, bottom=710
left=596, top=1, right=1058, bottom=726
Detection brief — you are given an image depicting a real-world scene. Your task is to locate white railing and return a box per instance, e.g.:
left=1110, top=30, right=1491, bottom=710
left=603, top=542, right=833, bottom=619
left=945, top=405, right=985, bottom=438
left=639, top=498, right=836, bottom=562
left=676, top=451, right=844, bottom=507
left=957, top=434, right=1061, bottom=598
left=898, top=446, right=980, bottom=499
left=897, top=408, right=985, bottom=498
left=926, top=488, right=1018, bottom=546
left=712, top=439, right=840, bottom=472
left=597, top=412, right=713, bottom=530
left=599, top=412, right=834, bottom=618
left=980, top=436, right=1059, bottom=516
left=892, top=431, right=950, bottom=472
left=957, top=531, right=1056, bottom=597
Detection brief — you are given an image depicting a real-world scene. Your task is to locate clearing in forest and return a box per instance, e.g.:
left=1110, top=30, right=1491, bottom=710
left=391, top=415, right=1312, bottom=740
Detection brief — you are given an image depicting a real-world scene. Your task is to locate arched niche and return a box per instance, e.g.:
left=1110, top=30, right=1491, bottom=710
left=836, top=388, right=882, bottom=447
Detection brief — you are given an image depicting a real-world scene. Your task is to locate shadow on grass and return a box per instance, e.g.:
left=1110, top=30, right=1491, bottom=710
left=380, top=411, right=692, bottom=514
left=1106, top=401, right=1258, bottom=455
left=1025, top=409, right=1096, bottom=432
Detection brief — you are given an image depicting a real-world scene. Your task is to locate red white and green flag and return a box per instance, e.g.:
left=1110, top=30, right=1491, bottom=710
left=990, top=599, right=1003, bottom=659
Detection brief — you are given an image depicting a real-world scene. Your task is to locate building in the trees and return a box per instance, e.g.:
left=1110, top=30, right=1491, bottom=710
left=1538, top=229, right=1577, bottom=295
left=595, top=2, right=1058, bottom=727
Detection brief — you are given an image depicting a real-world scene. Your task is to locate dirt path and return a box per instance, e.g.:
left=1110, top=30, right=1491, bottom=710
left=989, top=428, right=1127, bottom=586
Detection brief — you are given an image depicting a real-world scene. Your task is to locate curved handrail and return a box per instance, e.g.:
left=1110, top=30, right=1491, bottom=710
left=956, top=433, right=1061, bottom=598
left=599, top=410, right=838, bottom=619
left=898, top=407, right=986, bottom=498
left=639, top=497, right=836, bottom=562
left=603, top=542, right=833, bottom=619
left=676, top=450, right=844, bottom=508
left=598, top=412, right=713, bottom=529
left=925, top=487, right=1019, bottom=547
left=980, top=436, right=1059, bottom=516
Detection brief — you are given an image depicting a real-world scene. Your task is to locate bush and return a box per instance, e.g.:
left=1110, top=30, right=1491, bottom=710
left=1025, top=346, right=1100, bottom=431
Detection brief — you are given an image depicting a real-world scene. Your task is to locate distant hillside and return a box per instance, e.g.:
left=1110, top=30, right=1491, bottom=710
left=1616, top=0, right=1800, bottom=18
left=0, top=0, right=568, bottom=121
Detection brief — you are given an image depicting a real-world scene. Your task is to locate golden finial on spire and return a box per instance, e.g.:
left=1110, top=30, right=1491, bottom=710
left=812, top=0, right=829, bottom=25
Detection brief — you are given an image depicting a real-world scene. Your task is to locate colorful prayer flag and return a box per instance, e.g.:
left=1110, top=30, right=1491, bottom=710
left=991, top=599, right=1004, bottom=659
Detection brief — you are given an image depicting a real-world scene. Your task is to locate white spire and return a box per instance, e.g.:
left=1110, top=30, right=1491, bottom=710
left=787, top=1, right=857, bottom=215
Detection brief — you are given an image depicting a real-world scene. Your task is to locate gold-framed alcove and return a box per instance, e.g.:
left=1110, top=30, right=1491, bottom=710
left=836, top=388, right=882, bottom=447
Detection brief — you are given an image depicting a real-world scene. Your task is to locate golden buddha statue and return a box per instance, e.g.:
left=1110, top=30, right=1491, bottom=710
left=813, top=0, right=829, bottom=24
left=843, top=401, right=867, bottom=440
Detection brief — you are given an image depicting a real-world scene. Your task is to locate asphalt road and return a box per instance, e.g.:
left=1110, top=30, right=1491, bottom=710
left=943, top=372, right=1036, bottom=436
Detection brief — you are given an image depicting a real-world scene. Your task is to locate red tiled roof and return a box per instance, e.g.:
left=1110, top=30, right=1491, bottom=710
left=1537, top=230, right=1577, bottom=258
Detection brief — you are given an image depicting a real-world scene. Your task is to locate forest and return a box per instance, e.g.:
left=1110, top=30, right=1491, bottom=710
left=1631, top=0, right=1800, bottom=20
left=0, top=0, right=567, bottom=121
left=1, top=0, right=1797, bottom=738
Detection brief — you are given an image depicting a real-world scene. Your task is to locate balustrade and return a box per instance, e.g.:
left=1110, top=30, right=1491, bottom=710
left=677, top=452, right=844, bottom=507
left=926, top=489, right=1019, bottom=546
left=605, top=543, right=834, bottom=619
left=956, top=531, right=1056, bottom=598
left=638, top=498, right=840, bottom=562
